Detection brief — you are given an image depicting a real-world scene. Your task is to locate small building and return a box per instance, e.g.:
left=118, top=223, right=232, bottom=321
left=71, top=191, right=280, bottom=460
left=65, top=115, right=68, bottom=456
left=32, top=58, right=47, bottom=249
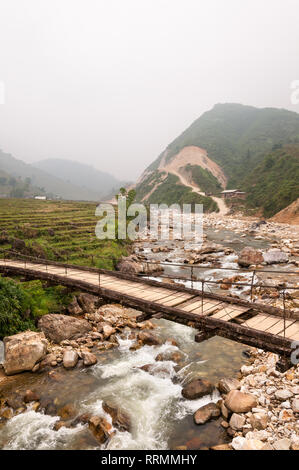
left=34, top=196, right=46, bottom=200
left=221, top=189, right=246, bottom=200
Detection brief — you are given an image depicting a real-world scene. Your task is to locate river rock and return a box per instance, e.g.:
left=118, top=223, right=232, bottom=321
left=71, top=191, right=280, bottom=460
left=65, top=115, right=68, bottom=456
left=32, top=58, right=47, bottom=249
left=218, top=377, right=241, bottom=394
left=88, top=415, right=113, bottom=444
left=102, top=324, right=116, bottom=339
left=182, top=378, right=214, bottom=400
left=242, top=439, right=265, bottom=450
left=229, top=413, right=246, bottom=430
left=116, top=257, right=144, bottom=274
left=63, top=350, right=79, bottom=369
left=237, top=247, right=264, bottom=267
left=138, top=331, right=162, bottom=346
left=38, top=314, right=92, bottom=343
left=77, top=293, right=98, bottom=313
left=3, top=331, right=48, bottom=375
left=193, top=403, right=220, bottom=424
left=275, top=389, right=293, bottom=401
left=291, top=398, right=299, bottom=413
left=249, top=412, right=268, bottom=430
left=263, top=249, right=289, bottom=265
left=81, top=351, right=97, bottom=366
left=273, top=438, right=291, bottom=451
left=225, top=390, right=257, bottom=413
left=67, top=297, right=83, bottom=316
left=102, top=401, right=131, bottom=432
left=23, top=390, right=40, bottom=403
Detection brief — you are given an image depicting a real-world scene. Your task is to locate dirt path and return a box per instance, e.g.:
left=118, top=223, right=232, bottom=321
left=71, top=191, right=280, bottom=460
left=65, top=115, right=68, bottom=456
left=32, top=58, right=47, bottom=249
left=169, top=169, right=228, bottom=215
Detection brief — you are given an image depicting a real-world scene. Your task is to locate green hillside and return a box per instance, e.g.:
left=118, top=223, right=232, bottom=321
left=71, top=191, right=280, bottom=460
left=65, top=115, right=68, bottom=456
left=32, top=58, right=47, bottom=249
left=146, top=103, right=299, bottom=188
left=244, top=145, right=299, bottom=217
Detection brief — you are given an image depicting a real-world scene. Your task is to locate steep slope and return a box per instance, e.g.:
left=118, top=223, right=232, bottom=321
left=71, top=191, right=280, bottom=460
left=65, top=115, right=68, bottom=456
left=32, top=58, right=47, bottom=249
left=271, top=198, right=299, bottom=225
left=135, top=103, right=299, bottom=212
left=34, top=158, right=125, bottom=198
left=0, top=150, right=105, bottom=201
left=145, top=103, right=299, bottom=185
left=244, top=145, right=299, bottom=217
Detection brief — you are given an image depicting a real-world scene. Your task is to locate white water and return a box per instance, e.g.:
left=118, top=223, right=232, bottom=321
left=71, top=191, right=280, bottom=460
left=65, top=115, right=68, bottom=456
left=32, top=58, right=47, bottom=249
left=0, top=321, right=219, bottom=450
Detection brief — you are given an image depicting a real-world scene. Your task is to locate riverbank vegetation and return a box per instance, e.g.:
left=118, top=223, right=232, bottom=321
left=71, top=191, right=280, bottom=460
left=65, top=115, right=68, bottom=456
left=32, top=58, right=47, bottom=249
left=0, top=277, right=73, bottom=339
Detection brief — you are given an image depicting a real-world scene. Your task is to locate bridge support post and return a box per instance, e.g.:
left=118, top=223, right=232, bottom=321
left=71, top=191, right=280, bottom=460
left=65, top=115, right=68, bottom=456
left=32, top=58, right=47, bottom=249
left=276, top=356, right=293, bottom=373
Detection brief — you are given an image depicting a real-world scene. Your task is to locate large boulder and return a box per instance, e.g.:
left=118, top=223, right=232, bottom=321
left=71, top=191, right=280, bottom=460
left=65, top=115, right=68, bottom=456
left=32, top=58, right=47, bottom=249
left=3, top=331, right=48, bottom=375
left=225, top=390, right=257, bottom=413
left=77, top=293, right=98, bottom=313
left=38, top=314, right=92, bottom=343
left=193, top=403, right=220, bottom=424
left=218, top=377, right=241, bottom=394
left=182, top=378, right=214, bottom=400
left=116, top=256, right=144, bottom=274
left=263, top=249, right=289, bottom=265
left=237, top=247, right=264, bottom=267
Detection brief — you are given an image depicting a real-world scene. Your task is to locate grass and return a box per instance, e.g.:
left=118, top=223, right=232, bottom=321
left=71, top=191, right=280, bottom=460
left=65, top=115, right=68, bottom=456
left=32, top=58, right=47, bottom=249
left=0, top=198, right=131, bottom=269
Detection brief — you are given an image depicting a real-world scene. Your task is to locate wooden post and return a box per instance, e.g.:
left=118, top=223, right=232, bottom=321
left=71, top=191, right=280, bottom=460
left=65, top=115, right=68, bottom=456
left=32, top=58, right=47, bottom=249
left=201, top=280, right=204, bottom=315
left=191, top=265, right=194, bottom=290
left=250, top=270, right=255, bottom=302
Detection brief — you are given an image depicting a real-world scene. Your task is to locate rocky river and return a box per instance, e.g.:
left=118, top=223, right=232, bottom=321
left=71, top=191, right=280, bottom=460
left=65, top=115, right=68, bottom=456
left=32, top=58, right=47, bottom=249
left=0, top=214, right=298, bottom=450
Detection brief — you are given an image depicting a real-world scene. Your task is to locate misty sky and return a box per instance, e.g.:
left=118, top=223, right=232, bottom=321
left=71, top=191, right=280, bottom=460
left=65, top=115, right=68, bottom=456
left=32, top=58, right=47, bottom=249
left=0, top=0, right=299, bottom=181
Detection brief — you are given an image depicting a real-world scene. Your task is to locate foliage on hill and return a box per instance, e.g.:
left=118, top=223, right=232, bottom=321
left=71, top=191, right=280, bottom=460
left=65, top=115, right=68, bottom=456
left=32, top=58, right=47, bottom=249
left=184, top=164, right=223, bottom=194
left=146, top=173, right=219, bottom=212
left=244, top=145, right=299, bottom=217
left=146, top=103, right=299, bottom=188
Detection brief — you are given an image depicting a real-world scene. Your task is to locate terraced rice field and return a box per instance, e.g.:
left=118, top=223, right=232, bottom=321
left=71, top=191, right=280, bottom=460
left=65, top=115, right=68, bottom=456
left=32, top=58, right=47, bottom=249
left=0, top=199, right=129, bottom=269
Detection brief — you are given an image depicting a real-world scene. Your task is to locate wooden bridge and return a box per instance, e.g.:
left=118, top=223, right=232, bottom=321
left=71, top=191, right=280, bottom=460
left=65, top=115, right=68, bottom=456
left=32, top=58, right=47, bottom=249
left=0, top=256, right=298, bottom=368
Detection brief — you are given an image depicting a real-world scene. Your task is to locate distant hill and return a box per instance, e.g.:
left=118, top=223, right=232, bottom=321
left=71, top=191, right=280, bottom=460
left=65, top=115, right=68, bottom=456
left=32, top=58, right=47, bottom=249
left=33, top=158, right=126, bottom=199
left=0, top=150, right=122, bottom=201
left=135, top=103, right=299, bottom=214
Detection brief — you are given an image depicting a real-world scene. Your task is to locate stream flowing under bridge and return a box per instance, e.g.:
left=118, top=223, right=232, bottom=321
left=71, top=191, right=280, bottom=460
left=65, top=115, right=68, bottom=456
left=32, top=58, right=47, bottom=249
left=0, top=255, right=298, bottom=370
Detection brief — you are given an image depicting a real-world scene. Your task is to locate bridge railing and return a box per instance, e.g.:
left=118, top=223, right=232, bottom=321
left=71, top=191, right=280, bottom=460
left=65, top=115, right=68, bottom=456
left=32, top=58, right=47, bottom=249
left=0, top=249, right=298, bottom=336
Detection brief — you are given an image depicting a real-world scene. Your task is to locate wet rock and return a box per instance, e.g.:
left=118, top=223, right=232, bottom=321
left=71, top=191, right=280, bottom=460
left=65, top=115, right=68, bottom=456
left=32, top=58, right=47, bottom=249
left=58, top=403, right=77, bottom=420
left=88, top=415, right=114, bottom=444
left=237, top=247, right=264, bottom=267
left=63, top=350, right=79, bottom=369
left=6, top=393, right=24, bottom=409
left=229, top=413, right=246, bottom=431
left=23, top=390, right=40, bottom=403
left=138, top=331, right=162, bottom=346
left=218, top=378, right=241, bottom=394
left=81, top=351, right=97, bottom=366
left=263, top=249, right=289, bottom=265
left=53, top=420, right=70, bottom=431
left=193, top=403, right=220, bottom=424
left=3, top=331, right=48, bottom=375
left=38, top=314, right=92, bottom=343
left=225, top=390, right=257, bottom=413
left=182, top=378, right=214, bottom=400
left=67, top=297, right=83, bottom=316
left=155, top=351, right=183, bottom=363
left=102, top=324, right=116, bottom=339
left=102, top=401, right=131, bottom=432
